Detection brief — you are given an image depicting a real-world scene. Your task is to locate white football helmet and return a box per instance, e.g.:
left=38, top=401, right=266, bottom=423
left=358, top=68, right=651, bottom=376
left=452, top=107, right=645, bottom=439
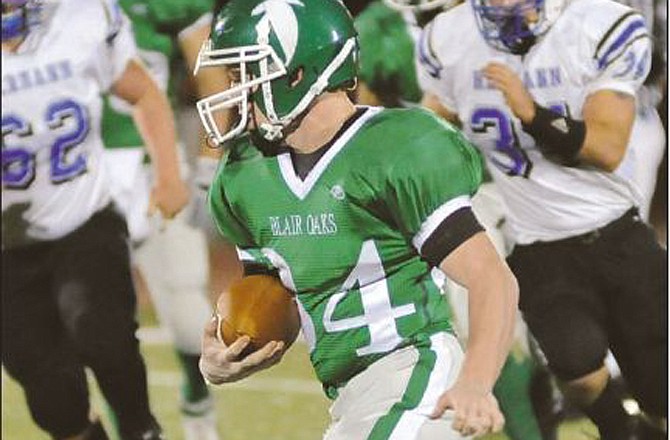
left=471, top=0, right=568, bottom=54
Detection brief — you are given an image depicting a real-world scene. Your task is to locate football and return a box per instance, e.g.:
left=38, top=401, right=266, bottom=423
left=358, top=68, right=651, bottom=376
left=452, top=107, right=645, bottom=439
left=215, top=274, right=301, bottom=356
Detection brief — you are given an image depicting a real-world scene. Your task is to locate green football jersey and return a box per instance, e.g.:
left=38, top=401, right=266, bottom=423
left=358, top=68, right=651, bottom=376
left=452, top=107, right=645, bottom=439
left=209, top=107, right=483, bottom=398
left=355, top=2, right=423, bottom=107
left=101, top=0, right=213, bottom=148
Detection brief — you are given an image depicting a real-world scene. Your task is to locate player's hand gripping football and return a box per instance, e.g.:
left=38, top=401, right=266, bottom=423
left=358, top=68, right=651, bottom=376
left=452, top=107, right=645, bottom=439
left=149, top=176, right=190, bottom=220
left=199, top=317, right=285, bottom=384
left=430, top=379, right=505, bottom=437
left=483, top=62, right=536, bottom=124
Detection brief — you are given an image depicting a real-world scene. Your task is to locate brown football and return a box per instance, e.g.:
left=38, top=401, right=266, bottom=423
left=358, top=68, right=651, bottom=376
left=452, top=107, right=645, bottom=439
left=216, top=274, right=301, bottom=356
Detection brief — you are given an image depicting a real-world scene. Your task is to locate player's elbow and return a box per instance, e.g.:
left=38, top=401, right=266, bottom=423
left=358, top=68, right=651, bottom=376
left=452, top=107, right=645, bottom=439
left=580, top=126, right=630, bottom=172
left=600, top=154, right=625, bottom=173
left=473, top=262, right=519, bottom=311
left=602, top=142, right=629, bottom=172
left=582, top=142, right=627, bottom=172
left=581, top=97, right=634, bottom=172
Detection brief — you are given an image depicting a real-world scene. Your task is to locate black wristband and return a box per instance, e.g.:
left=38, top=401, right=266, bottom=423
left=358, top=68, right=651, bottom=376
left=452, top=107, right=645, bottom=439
left=522, top=104, right=586, bottom=166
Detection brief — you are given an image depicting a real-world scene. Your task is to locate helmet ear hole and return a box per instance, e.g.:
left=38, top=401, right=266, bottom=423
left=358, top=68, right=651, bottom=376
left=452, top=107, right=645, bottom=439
left=287, top=67, right=304, bottom=89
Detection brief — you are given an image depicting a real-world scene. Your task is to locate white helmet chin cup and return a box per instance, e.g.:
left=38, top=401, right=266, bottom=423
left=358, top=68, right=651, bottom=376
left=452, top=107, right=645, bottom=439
left=258, top=123, right=284, bottom=141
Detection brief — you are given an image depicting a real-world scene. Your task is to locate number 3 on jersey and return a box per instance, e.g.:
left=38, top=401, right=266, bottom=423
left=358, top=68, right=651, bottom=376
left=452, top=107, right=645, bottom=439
left=471, top=107, right=533, bottom=178
left=2, top=99, right=90, bottom=189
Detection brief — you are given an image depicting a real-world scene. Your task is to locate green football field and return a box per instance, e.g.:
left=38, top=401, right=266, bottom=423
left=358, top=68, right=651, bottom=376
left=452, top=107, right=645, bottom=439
left=2, top=337, right=599, bottom=440
left=2, top=311, right=598, bottom=440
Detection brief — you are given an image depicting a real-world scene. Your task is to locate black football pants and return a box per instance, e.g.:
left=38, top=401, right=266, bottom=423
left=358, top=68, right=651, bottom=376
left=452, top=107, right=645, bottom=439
left=508, top=208, right=667, bottom=418
left=2, top=207, right=155, bottom=439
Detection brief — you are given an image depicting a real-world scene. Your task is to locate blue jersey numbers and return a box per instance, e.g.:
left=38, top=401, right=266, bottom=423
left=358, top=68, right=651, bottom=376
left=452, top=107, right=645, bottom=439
left=2, top=99, right=90, bottom=189
left=46, top=99, right=90, bottom=183
left=1, top=116, right=36, bottom=189
left=470, top=107, right=532, bottom=178
left=470, top=102, right=570, bottom=178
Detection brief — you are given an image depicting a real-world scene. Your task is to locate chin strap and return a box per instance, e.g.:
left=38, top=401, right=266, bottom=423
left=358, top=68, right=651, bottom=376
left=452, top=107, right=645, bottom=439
left=500, top=18, right=536, bottom=55
left=259, top=123, right=284, bottom=142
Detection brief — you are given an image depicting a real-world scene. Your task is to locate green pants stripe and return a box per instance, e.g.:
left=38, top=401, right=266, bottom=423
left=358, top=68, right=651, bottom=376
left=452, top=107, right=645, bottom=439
left=367, top=341, right=437, bottom=439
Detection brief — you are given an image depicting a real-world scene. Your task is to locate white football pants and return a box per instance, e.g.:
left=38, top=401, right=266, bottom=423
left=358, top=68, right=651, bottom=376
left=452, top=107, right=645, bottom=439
left=323, top=332, right=469, bottom=440
left=103, top=147, right=212, bottom=354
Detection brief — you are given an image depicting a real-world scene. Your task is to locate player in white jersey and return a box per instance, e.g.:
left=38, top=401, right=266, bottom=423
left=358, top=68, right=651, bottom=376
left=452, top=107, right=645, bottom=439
left=1, top=0, right=189, bottom=439
left=416, top=0, right=667, bottom=438
left=616, top=0, right=667, bottom=231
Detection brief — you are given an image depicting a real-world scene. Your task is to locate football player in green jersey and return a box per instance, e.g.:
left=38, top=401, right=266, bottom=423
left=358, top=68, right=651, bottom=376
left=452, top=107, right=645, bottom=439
left=356, top=2, right=549, bottom=440
left=99, top=1, right=238, bottom=439
left=196, top=0, right=519, bottom=438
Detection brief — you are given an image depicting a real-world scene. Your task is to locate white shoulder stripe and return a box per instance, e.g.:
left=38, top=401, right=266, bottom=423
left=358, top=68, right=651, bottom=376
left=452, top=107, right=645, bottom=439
left=412, top=195, right=471, bottom=253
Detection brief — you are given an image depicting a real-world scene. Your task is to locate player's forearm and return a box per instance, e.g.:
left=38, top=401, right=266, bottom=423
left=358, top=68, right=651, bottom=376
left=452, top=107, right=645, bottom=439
left=522, top=90, right=635, bottom=171
left=132, top=85, right=181, bottom=184
left=460, top=270, right=518, bottom=391
left=578, top=91, right=635, bottom=172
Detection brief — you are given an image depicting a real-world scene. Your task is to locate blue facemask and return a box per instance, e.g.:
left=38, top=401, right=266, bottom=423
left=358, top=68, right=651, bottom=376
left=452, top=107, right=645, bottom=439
left=2, top=6, right=26, bottom=40
left=472, top=0, right=542, bottom=55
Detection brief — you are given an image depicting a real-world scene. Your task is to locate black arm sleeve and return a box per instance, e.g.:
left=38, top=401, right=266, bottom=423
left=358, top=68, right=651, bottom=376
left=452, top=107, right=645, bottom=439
left=420, top=207, right=485, bottom=267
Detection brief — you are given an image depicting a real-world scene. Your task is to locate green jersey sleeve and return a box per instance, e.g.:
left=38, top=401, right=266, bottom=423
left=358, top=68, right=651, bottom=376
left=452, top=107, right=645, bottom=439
left=381, top=110, right=484, bottom=251
left=207, top=148, right=256, bottom=248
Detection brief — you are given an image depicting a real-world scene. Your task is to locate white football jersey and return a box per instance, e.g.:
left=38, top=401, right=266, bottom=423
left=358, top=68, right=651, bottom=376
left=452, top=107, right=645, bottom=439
left=2, top=0, right=137, bottom=249
left=417, top=0, right=652, bottom=244
left=615, top=0, right=667, bottom=221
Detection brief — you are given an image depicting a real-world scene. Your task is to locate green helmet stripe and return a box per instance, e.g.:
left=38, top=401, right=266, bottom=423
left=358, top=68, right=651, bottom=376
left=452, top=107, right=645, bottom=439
left=265, top=37, right=358, bottom=126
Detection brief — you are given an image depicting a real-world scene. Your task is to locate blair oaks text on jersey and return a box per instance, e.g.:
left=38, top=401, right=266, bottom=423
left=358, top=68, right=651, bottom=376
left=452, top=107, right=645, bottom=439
left=269, top=213, right=338, bottom=237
